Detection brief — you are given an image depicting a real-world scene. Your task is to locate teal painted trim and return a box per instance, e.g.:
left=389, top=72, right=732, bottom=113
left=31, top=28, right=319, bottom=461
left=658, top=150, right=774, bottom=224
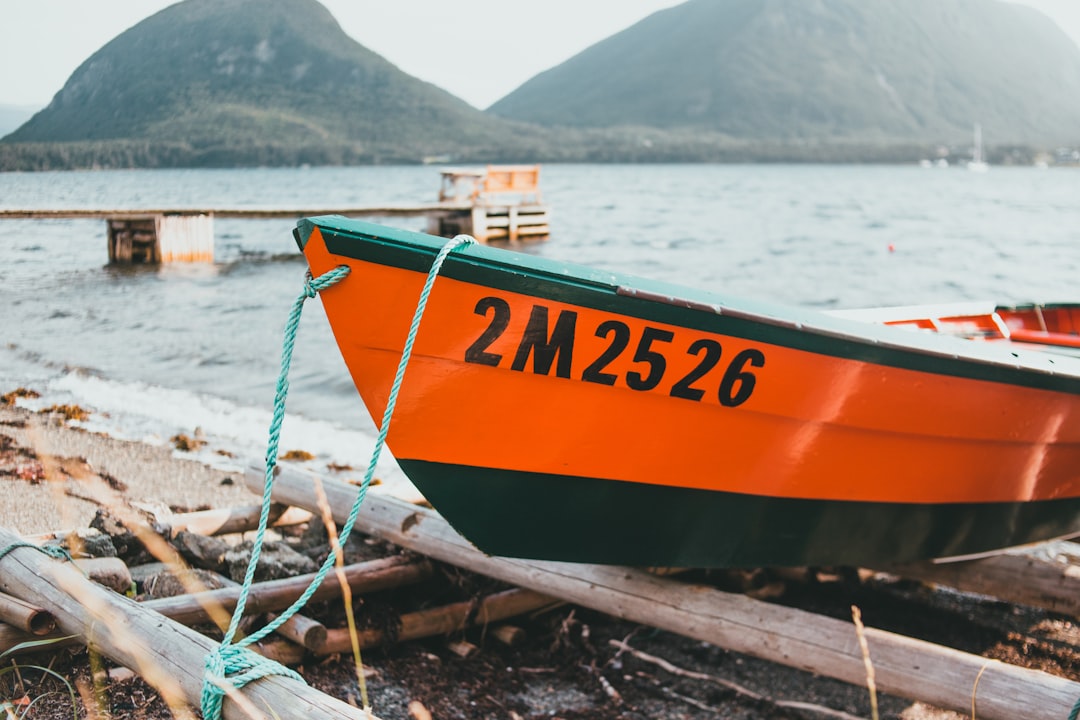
left=293, top=218, right=318, bottom=251
left=401, top=459, right=1080, bottom=568
left=302, top=216, right=1080, bottom=395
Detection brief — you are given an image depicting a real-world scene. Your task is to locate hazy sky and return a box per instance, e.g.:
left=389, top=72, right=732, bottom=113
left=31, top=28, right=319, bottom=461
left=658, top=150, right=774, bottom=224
left=2, top=0, right=1079, bottom=111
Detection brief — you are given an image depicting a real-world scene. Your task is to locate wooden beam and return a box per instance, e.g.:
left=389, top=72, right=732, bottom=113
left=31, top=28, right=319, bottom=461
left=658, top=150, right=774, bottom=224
left=317, top=587, right=557, bottom=654
left=0, top=205, right=472, bottom=221
left=0, top=592, right=55, bottom=635
left=0, top=526, right=379, bottom=720
left=165, top=566, right=330, bottom=652
left=882, top=552, right=1080, bottom=617
left=248, top=467, right=1080, bottom=720
left=163, top=503, right=312, bottom=537
left=141, top=555, right=432, bottom=626
left=268, top=611, right=327, bottom=652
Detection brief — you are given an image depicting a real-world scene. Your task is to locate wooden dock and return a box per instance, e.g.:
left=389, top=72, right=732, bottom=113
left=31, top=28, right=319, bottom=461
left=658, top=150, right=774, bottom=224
left=0, top=165, right=552, bottom=263
left=0, top=205, right=466, bottom=220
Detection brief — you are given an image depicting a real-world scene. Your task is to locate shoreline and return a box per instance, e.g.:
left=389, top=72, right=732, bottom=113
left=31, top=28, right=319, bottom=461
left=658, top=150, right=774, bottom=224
left=0, top=404, right=255, bottom=535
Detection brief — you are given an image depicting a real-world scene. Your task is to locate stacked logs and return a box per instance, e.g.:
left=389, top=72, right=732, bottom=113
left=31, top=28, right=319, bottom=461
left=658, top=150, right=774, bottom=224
left=3, top=474, right=1080, bottom=720
left=0, top=502, right=560, bottom=720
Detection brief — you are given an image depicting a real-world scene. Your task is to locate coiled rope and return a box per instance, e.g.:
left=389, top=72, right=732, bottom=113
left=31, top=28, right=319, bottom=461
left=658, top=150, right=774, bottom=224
left=201, top=234, right=475, bottom=720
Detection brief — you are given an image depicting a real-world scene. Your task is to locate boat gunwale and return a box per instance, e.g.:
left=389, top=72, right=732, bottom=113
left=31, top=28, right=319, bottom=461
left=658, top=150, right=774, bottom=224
left=297, top=216, right=1080, bottom=396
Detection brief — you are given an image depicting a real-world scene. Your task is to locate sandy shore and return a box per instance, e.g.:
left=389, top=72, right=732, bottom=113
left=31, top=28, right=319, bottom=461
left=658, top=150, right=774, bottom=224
left=0, top=405, right=257, bottom=535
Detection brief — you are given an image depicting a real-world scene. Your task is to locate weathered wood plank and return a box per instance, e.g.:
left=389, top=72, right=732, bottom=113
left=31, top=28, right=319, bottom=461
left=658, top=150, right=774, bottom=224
left=248, top=467, right=1080, bottom=720
left=317, top=587, right=557, bottom=654
left=163, top=503, right=312, bottom=536
left=882, top=552, right=1080, bottom=617
left=142, top=555, right=431, bottom=626
left=0, top=526, right=380, bottom=719
left=0, top=205, right=472, bottom=220
left=0, top=592, right=55, bottom=635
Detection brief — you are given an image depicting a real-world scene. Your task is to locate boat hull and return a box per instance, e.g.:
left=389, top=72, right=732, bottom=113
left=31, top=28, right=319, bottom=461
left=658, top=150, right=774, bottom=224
left=297, top=217, right=1080, bottom=567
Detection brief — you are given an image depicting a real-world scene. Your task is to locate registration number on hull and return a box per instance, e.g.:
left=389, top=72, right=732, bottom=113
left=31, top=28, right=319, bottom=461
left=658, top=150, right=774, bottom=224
left=464, top=296, right=765, bottom=407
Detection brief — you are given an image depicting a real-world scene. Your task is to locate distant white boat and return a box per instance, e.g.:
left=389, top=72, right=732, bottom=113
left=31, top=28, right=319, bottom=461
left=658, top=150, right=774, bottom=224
left=967, top=123, right=989, bottom=172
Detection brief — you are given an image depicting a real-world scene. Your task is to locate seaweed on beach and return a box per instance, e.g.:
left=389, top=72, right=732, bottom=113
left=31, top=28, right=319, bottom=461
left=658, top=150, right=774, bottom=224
left=1, top=387, right=40, bottom=406
left=0, top=432, right=45, bottom=483
left=170, top=433, right=205, bottom=452
left=37, top=404, right=90, bottom=423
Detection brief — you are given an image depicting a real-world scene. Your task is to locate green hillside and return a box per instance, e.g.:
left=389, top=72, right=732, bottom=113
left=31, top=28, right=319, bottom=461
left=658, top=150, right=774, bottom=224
left=2, top=0, right=1077, bottom=168
left=2, top=0, right=541, bottom=166
left=489, top=0, right=1080, bottom=146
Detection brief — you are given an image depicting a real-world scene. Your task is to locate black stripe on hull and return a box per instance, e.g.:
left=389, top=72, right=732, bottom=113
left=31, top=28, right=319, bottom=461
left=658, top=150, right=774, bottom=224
left=400, top=460, right=1080, bottom=568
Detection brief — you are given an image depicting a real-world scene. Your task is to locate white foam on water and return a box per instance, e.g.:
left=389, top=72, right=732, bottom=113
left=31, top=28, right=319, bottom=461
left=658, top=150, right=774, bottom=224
left=0, top=349, right=418, bottom=499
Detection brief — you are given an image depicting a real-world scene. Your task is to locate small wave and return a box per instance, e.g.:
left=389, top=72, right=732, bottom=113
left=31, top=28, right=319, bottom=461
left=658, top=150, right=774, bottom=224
left=44, top=370, right=411, bottom=492
left=60, top=364, right=106, bottom=379
left=218, top=252, right=306, bottom=275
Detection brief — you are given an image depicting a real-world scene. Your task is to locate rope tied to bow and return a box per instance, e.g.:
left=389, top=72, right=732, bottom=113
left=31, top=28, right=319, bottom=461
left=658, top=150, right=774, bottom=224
left=201, top=234, right=476, bottom=720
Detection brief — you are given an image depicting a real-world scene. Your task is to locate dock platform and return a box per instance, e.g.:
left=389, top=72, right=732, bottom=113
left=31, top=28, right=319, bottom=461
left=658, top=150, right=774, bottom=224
left=0, top=165, right=551, bottom=263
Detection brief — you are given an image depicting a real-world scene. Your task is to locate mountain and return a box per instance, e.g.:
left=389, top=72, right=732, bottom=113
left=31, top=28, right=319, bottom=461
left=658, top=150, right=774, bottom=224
left=488, top=0, right=1080, bottom=146
left=5, top=0, right=1077, bottom=169
left=2, top=0, right=537, bottom=166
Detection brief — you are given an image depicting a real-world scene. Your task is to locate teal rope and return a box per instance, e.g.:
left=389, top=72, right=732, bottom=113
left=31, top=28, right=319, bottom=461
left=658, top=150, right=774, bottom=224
left=202, top=235, right=475, bottom=720
left=1069, top=696, right=1080, bottom=720
left=0, top=542, right=73, bottom=563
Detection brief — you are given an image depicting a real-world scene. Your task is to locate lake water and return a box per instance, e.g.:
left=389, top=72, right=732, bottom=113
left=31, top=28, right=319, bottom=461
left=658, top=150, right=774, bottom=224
left=1, top=164, right=1077, bottom=487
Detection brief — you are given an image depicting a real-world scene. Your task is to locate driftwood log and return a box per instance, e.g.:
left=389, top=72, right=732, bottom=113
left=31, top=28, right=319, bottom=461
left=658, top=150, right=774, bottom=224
left=318, top=587, right=557, bottom=654
left=0, top=591, right=55, bottom=635
left=11, top=553, right=135, bottom=595
left=249, top=467, right=1080, bottom=720
left=164, top=503, right=313, bottom=537
left=884, top=552, right=1080, bottom=617
left=0, top=526, right=380, bottom=720
left=163, top=566, right=330, bottom=651
left=142, top=555, right=431, bottom=626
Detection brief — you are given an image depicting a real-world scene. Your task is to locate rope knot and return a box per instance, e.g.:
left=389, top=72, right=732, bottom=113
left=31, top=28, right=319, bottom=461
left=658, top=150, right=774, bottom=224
left=306, top=264, right=351, bottom=298
left=202, top=644, right=304, bottom=720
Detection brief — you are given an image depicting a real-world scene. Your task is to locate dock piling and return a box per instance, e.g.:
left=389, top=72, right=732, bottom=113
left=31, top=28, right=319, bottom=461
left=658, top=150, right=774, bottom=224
left=106, top=213, right=214, bottom=264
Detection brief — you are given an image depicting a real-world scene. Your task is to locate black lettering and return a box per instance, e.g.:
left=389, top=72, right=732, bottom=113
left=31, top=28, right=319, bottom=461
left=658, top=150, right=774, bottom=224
left=670, top=338, right=722, bottom=401
left=719, top=348, right=765, bottom=407
left=511, top=305, right=577, bottom=378
left=464, top=296, right=511, bottom=366
left=626, top=326, right=674, bottom=391
left=581, top=320, right=630, bottom=386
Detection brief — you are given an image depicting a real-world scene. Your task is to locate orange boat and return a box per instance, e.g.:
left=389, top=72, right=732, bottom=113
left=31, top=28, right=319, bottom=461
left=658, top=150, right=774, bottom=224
left=296, top=216, right=1080, bottom=568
